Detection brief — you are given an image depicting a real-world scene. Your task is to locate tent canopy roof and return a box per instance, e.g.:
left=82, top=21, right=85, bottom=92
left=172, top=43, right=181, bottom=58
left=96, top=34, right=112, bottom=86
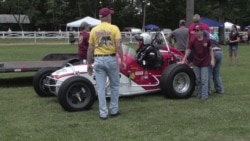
left=145, top=24, right=160, bottom=31
left=200, top=17, right=224, bottom=27
left=224, top=21, right=240, bottom=29
left=66, top=16, right=101, bottom=28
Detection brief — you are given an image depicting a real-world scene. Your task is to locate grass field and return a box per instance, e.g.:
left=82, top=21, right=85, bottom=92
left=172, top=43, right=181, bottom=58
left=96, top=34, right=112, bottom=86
left=0, top=44, right=250, bottom=141
left=0, top=38, right=68, bottom=45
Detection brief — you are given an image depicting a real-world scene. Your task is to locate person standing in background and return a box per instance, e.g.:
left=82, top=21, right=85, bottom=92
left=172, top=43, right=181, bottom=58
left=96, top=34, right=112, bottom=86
left=247, top=27, right=250, bottom=44
left=168, top=19, right=188, bottom=54
left=228, top=24, right=240, bottom=66
left=78, top=22, right=90, bottom=63
left=210, top=27, right=219, bottom=42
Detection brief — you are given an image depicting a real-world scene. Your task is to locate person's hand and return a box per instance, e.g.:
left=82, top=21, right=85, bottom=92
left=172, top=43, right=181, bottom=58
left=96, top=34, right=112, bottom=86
left=211, top=59, right=215, bottom=67
left=121, top=61, right=126, bottom=70
left=178, top=60, right=185, bottom=64
left=87, top=65, right=93, bottom=76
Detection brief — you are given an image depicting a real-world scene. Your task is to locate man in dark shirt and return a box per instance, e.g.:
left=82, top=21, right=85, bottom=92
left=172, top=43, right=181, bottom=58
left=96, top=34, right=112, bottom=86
left=168, top=19, right=188, bottom=54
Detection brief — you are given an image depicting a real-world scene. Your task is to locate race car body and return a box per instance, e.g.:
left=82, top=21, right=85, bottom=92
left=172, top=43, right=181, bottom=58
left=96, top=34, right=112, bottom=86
left=33, top=32, right=195, bottom=111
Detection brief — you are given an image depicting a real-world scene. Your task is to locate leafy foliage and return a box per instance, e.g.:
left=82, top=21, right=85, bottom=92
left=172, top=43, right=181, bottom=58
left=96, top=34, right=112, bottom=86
left=0, top=0, right=249, bottom=31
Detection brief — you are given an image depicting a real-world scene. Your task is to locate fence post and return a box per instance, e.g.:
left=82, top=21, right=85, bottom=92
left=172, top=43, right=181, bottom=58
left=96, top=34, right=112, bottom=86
left=22, top=31, right=24, bottom=39
left=34, top=31, right=37, bottom=44
left=130, top=32, right=132, bottom=43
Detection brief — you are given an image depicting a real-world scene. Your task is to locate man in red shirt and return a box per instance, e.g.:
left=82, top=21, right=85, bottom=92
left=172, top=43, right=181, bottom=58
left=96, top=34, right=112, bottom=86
left=78, top=22, right=90, bottom=63
left=180, top=25, right=214, bottom=100
left=187, top=14, right=210, bottom=63
left=188, top=14, right=210, bottom=42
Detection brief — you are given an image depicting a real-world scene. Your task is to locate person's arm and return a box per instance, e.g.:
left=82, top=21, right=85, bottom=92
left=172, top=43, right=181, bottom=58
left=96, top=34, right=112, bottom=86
left=87, top=43, right=94, bottom=75
left=210, top=47, right=215, bottom=67
left=230, top=37, right=240, bottom=43
left=185, top=27, right=191, bottom=49
left=179, top=48, right=191, bottom=64
left=180, top=38, right=192, bottom=64
left=215, top=34, right=219, bottom=42
left=167, top=32, right=174, bottom=45
left=236, top=33, right=240, bottom=42
left=116, top=39, right=126, bottom=69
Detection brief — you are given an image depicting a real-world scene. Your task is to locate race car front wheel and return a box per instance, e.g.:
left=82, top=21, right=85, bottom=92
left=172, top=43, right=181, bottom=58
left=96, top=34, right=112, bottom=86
left=58, top=76, right=96, bottom=112
left=160, top=64, right=195, bottom=99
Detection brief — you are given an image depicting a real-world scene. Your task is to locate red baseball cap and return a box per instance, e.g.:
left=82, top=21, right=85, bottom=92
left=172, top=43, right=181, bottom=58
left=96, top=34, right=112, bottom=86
left=99, top=7, right=114, bottom=18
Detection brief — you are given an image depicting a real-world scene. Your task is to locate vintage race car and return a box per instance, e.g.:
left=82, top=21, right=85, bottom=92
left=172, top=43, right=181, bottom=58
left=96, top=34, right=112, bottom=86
left=33, top=32, right=195, bottom=112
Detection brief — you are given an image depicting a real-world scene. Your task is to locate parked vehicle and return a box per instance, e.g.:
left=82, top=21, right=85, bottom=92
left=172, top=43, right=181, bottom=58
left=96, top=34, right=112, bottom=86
left=33, top=32, right=195, bottom=112
left=123, top=27, right=142, bottom=38
left=0, top=53, right=78, bottom=73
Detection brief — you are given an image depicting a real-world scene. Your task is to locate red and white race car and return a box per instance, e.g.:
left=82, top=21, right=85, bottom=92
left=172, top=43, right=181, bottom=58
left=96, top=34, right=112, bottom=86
left=33, top=32, right=195, bottom=112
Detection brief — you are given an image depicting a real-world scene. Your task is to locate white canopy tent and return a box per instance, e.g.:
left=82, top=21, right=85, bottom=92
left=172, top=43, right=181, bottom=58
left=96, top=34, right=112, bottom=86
left=224, top=22, right=240, bottom=30
left=66, top=16, right=101, bottom=29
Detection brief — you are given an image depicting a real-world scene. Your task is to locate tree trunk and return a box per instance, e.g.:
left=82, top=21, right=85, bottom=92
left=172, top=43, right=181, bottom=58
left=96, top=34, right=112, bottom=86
left=218, top=0, right=227, bottom=44
left=186, top=0, right=194, bottom=27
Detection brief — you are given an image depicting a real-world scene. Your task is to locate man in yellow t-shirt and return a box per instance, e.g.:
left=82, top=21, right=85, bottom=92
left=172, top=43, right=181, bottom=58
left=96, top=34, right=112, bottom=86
left=87, top=7, right=126, bottom=120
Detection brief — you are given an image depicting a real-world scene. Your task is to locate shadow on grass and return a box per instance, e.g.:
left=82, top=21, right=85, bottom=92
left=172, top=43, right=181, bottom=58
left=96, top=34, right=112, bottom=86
left=119, top=91, right=164, bottom=100
left=0, top=76, right=33, bottom=87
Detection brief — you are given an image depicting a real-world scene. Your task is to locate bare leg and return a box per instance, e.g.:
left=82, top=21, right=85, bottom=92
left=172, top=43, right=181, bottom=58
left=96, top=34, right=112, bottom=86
left=229, top=49, right=233, bottom=66
left=234, top=50, right=238, bottom=66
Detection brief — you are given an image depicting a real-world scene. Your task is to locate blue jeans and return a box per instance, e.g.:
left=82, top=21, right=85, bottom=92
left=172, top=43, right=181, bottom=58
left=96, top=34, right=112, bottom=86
left=209, top=50, right=224, bottom=94
left=193, top=66, right=209, bottom=99
left=228, top=45, right=238, bottom=51
left=93, top=56, right=120, bottom=118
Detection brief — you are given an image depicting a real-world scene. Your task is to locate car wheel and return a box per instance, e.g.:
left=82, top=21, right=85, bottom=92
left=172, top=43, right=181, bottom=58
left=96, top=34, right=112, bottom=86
left=58, top=76, right=96, bottom=112
left=160, top=64, right=195, bottom=99
left=33, top=67, right=58, bottom=97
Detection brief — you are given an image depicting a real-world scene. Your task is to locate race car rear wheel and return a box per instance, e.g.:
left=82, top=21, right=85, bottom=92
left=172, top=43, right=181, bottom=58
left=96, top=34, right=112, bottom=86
left=58, top=76, right=96, bottom=112
left=33, top=67, right=58, bottom=97
left=160, top=64, right=195, bottom=98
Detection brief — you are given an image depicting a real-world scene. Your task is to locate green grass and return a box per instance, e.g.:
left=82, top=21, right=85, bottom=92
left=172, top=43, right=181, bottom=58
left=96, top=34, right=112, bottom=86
left=0, top=44, right=77, bottom=61
left=0, top=44, right=250, bottom=141
left=0, top=38, right=68, bottom=44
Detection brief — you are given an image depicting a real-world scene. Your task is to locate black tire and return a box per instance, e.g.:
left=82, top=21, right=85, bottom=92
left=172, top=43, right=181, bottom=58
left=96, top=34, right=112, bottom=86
left=61, top=58, right=80, bottom=67
left=160, top=64, right=195, bottom=99
left=33, top=67, right=58, bottom=97
left=58, top=76, right=96, bottom=112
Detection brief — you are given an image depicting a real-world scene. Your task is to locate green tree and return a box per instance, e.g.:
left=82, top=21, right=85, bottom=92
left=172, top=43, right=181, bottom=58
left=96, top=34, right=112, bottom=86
left=1, top=0, right=250, bottom=32
left=0, top=0, right=36, bottom=31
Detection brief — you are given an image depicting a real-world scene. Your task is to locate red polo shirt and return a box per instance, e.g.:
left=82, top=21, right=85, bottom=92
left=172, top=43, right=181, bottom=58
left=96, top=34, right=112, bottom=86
left=188, top=37, right=211, bottom=67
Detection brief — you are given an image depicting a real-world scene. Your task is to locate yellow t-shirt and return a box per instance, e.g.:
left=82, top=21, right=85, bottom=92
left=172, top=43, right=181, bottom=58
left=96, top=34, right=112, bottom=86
left=89, top=22, right=121, bottom=55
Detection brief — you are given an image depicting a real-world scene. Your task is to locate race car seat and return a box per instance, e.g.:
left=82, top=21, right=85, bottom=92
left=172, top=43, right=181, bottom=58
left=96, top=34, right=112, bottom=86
left=136, top=44, right=163, bottom=69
